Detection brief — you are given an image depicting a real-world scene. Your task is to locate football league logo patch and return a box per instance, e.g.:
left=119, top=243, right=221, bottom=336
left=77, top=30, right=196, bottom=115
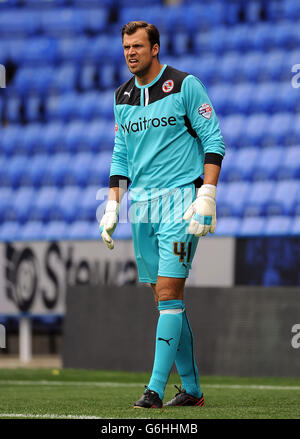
left=162, top=79, right=174, bottom=93
left=198, top=103, right=212, bottom=120
left=115, top=122, right=118, bottom=133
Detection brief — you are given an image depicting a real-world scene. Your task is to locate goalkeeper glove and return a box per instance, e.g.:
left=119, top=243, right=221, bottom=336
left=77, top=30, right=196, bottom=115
left=183, top=184, right=216, bottom=236
left=99, top=200, right=120, bottom=250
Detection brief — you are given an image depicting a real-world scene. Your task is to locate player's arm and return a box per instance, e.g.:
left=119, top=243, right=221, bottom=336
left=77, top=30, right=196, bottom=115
left=99, top=94, right=130, bottom=249
left=182, top=76, right=225, bottom=236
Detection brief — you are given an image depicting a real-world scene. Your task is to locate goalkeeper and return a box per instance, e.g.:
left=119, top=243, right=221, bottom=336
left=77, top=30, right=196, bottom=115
left=100, top=21, right=225, bottom=409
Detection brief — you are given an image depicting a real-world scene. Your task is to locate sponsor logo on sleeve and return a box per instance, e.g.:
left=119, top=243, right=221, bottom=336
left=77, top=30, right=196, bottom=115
left=198, top=103, right=212, bottom=120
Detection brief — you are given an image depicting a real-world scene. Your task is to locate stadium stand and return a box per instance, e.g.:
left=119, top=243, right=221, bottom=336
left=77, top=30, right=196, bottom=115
left=0, top=0, right=299, bottom=240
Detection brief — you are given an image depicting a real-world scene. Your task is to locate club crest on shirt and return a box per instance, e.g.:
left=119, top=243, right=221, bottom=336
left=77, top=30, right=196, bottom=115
left=198, top=103, right=212, bottom=119
left=162, top=79, right=174, bottom=93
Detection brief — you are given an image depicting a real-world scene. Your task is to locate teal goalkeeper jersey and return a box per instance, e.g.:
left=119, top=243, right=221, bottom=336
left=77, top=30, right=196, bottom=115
left=110, top=64, right=225, bottom=201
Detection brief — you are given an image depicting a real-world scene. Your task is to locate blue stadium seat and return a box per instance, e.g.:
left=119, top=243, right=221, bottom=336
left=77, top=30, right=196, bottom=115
left=67, top=220, right=94, bottom=239
left=266, top=180, right=300, bottom=216
left=217, top=149, right=233, bottom=184
left=219, top=53, right=241, bottom=82
left=46, top=92, right=78, bottom=121
left=0, top=11, right=40, bottom=35
left=5, top=95, right=22, bottom=123
left=98, top=64, right=117, bottom=89
left=40, top=8, right=84, bottom=35
left=252, top=146, right=284, bottom=181
left=65, top=120, right=89, bottom=153
left=292, top=114, right=300, bottom=144
left=45, top=153, right=73, bottom=186
left=21, top=221, right=45, bottom=240
left=209, top=84, right=231, bottom=115
left=51, top=64, right=77, bottom=92
left=240, top=51, right=264, bottom=82
left=114, top=222, right=132, bottom=239
left=291, top=216, right=300, bottom=236
left=20, top=124, right=43, bottom=155
left=266, top=113, right=294, bottom=146
left=57, top=36, right=90, bottom=62
left=0, top=221, right=20, bottom=241
left=78, top=185, right=101, bottom=221
left=78, top=64, right=97, bottom=91
left=172, top=32, right=190, bottom=56
left=85, top=120, right=108, bottom=152
left=214, top=216, right=241, bottom=236
left=34, top=66, right=56, bottom=95
left=183, top=55, right=218, bottom=85
left=71, top=152, right=94, bottom=187
left=221, top=115, right=245, bottom=148
left=42, top=122, right=65, bottom=154
left=19, top=38, right=58, bottom=64
left=274, top=21, right=298, bottom=49
left=30, top=187, right=59, bottom=222
left=278, top=81, right=300, bottom=113
left=88, top=152, right=112, bottom=186
left=245, top=1, right=262, bottom=24
left=57, top=186, right=82, bottom=223
left=226, top=24, right=251, bottom=52
left=244, top=113, right=269, bottom=147
left=1, top=125, right=22, bottom=157
left=225, top=147, right=259, bottom=182
left=217, top=181, right=251, bottom=217
left=254, top=82, right=279, bottom=114
left=44, top=221, right=68, bottom=240
left=24, top=154, right=49, bottom=187
left=14, top=66, right=38, bottom=94
left=8, top=156, right=29, bottom=188
left=240, top=217, right=267, bottom=237
left=24, top=95, right=42, bottom=123
left=283, top=0, right=300, bottom=20
left=264, top=216, right=292, bottom=236
left=0, top=156, right=9, bottom=186
left=243, top=181, right=274, bottom=217
left=96, top=90, right=114, bottom=119
left=250, top=24, right=275, bottom=52
left=82, top=8, right=108, bottom=33
left=277, top=146, right=300, bottom=180
left=12, top=187, right=36, bottom=223
left=0, top=188, right=14, bottom=222
left=262, top=50, right=286, bottom=81
left=231, top=83, right=254, bottom=114
left=76, top=92, right=100, bottom=120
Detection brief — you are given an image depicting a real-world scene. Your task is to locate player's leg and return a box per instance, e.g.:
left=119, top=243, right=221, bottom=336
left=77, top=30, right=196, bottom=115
left=150, top=277, right=203, bottom=406
left=135, top=277, right=185, bottom=408
left=157, top=184, right=203, bottom=406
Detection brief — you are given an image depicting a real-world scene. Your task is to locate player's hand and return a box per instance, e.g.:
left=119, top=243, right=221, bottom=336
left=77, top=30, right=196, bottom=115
left=183, top=184, right=216, bottom=236
left=99, top=200, right=120, bottom=249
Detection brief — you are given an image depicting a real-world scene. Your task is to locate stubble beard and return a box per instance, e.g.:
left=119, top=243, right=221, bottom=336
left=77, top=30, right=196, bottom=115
left=128, top=58, right=152, bottom=79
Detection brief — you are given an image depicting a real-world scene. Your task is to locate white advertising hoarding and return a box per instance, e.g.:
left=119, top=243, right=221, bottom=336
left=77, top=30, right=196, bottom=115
left=0, top=237, right=234, bottom=315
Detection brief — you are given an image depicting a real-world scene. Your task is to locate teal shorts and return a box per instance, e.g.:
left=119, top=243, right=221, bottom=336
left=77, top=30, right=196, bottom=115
left=130, top=183, right=199, bottom=284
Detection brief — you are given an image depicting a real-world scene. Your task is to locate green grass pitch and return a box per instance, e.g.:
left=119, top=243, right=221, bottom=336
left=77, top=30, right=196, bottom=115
left=0, top=368, right=300, bottom=419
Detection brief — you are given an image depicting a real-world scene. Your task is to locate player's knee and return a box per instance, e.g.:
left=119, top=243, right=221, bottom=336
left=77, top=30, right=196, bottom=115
left=158, top=288, right=180, bottom=302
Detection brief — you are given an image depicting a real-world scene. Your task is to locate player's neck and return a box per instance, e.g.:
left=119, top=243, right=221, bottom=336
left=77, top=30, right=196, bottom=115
left=135, top=60, right=164, bottom=86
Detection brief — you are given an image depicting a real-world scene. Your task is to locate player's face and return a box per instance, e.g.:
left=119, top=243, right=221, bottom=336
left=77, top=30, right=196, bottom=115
left=123, top=28, right=158, bottom=77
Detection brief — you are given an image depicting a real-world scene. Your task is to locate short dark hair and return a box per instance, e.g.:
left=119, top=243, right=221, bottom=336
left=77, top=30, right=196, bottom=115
left=121, top=21, right=160, bottom=49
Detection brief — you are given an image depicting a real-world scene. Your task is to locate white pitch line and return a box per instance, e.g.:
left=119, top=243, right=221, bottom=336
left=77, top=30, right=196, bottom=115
left=0, top=413, right=102, bottom=419
left=1, top=380, right=300, bottom=391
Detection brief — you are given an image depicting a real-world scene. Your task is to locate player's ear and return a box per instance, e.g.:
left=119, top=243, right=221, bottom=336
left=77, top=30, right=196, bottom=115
left=152, top=43, right=159, bottom=58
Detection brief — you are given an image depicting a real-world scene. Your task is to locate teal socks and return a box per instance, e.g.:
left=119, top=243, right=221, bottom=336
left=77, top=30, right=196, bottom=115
left=148, top=300, right=183, bottom=400
left=175, top=310, right=202, bottom=398
left=148, top=299, right=202, bottom=400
